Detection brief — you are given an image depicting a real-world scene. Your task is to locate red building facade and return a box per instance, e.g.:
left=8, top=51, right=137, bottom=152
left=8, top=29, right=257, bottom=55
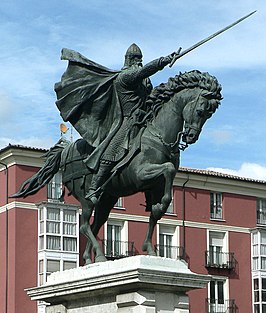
left=0, top=144, right=265, bottom=313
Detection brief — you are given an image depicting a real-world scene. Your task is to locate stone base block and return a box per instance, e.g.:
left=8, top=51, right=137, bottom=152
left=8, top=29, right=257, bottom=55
left=27, top=256, right=210, bottom=313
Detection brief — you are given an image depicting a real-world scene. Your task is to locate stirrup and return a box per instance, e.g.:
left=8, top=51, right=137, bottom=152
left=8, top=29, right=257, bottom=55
left=85, top=189, right=99, bottom=205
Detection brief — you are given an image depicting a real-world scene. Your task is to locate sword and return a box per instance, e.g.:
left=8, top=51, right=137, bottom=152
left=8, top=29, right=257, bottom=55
left=169, top=10, right=257, bottom=67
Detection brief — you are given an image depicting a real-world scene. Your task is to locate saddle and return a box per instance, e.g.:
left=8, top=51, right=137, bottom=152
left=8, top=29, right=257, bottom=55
left=61, top=127, right=144, bottom=185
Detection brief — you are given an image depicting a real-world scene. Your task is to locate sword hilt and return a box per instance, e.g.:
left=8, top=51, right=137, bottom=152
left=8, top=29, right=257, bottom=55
left=169, top=47, right=182, bottom=68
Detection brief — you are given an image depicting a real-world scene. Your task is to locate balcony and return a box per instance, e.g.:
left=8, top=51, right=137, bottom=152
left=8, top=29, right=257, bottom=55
left=101, top=239, right=135, bottom=260
left=206, top=298, right=236, bottom=313
left=155, top=244, right=184, bottom=259
left=205, top=251, right=235, bottom=270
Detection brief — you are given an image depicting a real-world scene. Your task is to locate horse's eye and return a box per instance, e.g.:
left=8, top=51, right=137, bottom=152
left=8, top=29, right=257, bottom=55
left=196, top=109, right=203, bottom=117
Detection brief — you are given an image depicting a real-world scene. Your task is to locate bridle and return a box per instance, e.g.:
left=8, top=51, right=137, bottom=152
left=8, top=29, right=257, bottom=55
left=182, top=89, right=204, bottom=134
left=147, top=125, right=188, bottom=155
left=147, top=88, right=206, bottom=154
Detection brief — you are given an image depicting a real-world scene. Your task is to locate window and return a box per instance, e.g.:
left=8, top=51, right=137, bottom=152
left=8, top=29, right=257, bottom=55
left=210, top=192, right=223, bottom=219
left=38, top=203, right=79, bottom=287
left=63, top=261, right=77, bottom=271
left=206, top=279, right=235, bottom=312
left=206, top=231, right=232, bottom=268
left=106, top=223, right=122, bottom=256
left=166, top=189, right=174, bottom=214
left=38, top=258, right=77, bottom=286
left=39, top=260, right=44, bottom=286
left=159, top=233, right=173, bottom=258
left=253, top=277, right=266, bottom=313
left=103, top=220, right=132, bottom=258
left=157, top=225, right=179, bottom=259
left=114, top=198, right=123, bottom=208
left=209, top=232, right=224, bottom=266
left=210, top=280, right=224, bottom=305
left=47, top=172, right=63, bottom=201
left=252, top=231, right=266, bottom=271
left=40, top=206, right=78, bottom=252
left=257, top=199, right=266, bottom=225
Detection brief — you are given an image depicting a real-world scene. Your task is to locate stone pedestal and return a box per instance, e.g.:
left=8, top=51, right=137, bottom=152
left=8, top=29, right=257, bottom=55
left=27, top=256, right=210, bottom=313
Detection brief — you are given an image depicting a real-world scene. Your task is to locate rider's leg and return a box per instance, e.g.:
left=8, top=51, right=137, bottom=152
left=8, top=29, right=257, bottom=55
left=85, top=160, right=115, bottom=203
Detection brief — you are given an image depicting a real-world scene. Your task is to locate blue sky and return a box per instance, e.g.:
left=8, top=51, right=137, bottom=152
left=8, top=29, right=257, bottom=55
left=1, top=0, right=266, bottom=179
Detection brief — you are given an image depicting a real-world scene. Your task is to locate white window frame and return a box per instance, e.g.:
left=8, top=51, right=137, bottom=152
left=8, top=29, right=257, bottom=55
left=257, top=198, right=266, bottom=225
left=47, top=172, right=63, bottom=202
left=37, top=203, right=79, bottom=287
left=114, top=197, right=125, bottom=209
left=165, top=189, right=174, bottom=214
left=208, top=278, right=229, bottom=312
left=252, top=230, right=266, bottom=271
left=207, top=230, right=228, bottom=267
left=157, top=224, right=179, bottom=259
left=104, top=219, right=128, bottom=256
left=210, top=192, right=223, bottom=220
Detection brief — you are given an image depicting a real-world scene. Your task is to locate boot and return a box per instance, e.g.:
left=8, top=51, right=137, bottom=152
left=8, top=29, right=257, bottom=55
left=85, top=162, right=113, bottom=203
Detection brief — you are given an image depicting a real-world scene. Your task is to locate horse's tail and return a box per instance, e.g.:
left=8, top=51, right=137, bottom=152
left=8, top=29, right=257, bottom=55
left=10, top=138, right=71, bottom=198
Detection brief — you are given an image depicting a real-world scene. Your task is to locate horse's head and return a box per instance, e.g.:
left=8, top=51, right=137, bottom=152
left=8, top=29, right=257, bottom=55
left=182, top=89, right=221, bottom=144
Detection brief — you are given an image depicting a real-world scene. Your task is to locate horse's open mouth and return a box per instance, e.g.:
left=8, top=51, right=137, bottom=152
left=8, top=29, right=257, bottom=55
left=182, top=133, right=198, bottom=144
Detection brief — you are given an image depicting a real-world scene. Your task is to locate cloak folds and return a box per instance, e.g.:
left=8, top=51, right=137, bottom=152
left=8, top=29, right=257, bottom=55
left=54, top=48, right=122, bottom=171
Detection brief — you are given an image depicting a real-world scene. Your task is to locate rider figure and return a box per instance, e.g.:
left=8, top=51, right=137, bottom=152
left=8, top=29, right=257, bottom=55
left=85, top=43, right=177, bottom=204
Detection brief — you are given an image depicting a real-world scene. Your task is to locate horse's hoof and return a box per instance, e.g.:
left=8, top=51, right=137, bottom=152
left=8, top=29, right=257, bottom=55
left=95, top=255, right=107, bottom=263
left=84, top=259, right=92, bottom=265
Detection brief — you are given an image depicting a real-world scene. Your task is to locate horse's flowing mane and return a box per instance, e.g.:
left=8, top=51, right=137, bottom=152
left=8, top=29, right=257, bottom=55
left=146, top=70, right=222, bottom=116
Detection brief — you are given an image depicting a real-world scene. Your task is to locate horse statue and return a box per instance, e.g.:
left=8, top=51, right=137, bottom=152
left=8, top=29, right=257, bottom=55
left=11, top=70, right=222, bottom=265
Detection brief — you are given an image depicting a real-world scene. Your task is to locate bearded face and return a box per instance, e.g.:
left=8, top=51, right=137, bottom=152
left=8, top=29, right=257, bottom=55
left=123, top=55, right=143, bottom=69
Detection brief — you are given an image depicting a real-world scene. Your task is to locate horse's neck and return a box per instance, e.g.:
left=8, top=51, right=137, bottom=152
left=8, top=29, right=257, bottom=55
left=151, top=90, right=188, bottom=144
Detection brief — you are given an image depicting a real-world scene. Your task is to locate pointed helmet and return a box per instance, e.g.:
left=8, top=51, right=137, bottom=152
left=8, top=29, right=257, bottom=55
left=123, top=43, right=143, bottom=68
left=125, top=43, right=142, bottom=58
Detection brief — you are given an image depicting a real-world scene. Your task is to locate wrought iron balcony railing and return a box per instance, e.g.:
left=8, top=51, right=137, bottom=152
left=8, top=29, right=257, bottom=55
left=206, top=298, right=236, bottom=313
left=155, top=244, right=184, bottom=259
left=101, top=239, right=135, bottom=259
left=205, top=251, right=235, bottom=270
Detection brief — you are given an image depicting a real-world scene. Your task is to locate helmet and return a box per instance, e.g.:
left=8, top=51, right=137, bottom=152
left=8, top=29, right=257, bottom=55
left=125, top=43, right=142, bottom=58
left=123, top=43, right=142, bottom=68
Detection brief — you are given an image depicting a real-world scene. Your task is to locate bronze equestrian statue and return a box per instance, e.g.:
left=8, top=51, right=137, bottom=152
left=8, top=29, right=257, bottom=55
left=11, top=12, right=258, bottom=264
left=11, top=44, right=222, bottom=264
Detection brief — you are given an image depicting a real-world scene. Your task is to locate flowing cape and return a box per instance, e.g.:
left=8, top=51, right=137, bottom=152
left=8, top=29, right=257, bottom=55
left=54, top=48, right=122, bottom=170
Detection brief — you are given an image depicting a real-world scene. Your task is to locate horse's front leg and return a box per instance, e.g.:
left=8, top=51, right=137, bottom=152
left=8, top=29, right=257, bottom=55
left=80, top=222, right=107, bottom=263
left=138, top=162, right=176, bottom=256
left=138, top=162, right=176, bottom=219
left=142, top=214, right=157, bottom=256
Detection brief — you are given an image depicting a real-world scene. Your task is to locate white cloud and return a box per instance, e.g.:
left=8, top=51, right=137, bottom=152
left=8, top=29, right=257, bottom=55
left=208, top=163, right=266, bottom=181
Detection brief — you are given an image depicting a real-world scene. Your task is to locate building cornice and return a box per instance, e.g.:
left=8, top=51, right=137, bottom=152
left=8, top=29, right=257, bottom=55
left=174, top=169, right=266, bottom=198
left=0, top=146, right=46, bottom=168
left=0, top=201, right=38, bottom=213
left=0, top=201, right=80, bottom=214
